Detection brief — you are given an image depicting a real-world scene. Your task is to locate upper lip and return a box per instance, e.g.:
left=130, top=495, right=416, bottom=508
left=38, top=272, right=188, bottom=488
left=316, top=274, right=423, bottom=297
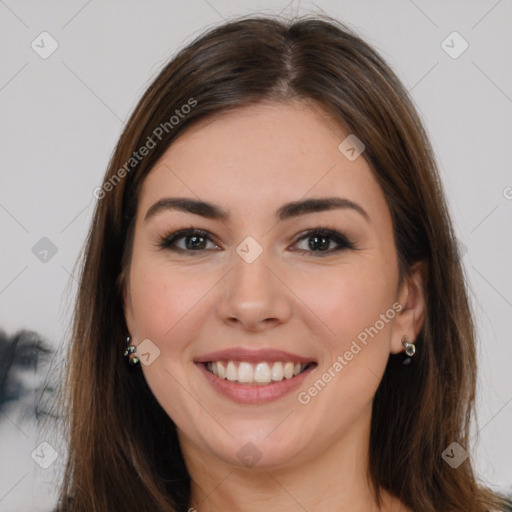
left=194, top=348, right=316, bottom=364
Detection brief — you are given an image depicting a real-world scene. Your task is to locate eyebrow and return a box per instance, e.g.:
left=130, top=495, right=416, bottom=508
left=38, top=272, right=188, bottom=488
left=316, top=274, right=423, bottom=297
left=144, top=196, right=370, bottom=223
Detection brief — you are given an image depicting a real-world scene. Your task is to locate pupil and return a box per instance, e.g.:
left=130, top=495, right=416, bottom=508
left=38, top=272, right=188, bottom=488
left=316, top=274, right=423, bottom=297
left=186, top=235, right=206, bottom=250
left=309, top=235, right=329, bottom=251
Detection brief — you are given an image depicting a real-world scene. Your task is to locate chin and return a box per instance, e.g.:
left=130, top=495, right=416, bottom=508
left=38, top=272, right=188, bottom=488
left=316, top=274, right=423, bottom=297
left=193, top=422, right=310, bottom=471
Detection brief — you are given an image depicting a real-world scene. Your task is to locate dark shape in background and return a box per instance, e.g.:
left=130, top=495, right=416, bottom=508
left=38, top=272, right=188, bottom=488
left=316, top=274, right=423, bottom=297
left=0, top=328, right=55, bottom=421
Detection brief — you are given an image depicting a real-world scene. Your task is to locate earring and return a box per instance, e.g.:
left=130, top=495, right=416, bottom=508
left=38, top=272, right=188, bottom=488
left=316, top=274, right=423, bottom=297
left=401, top=335, right=416, bottom=357
left=123, top=336, right=140, bottom=366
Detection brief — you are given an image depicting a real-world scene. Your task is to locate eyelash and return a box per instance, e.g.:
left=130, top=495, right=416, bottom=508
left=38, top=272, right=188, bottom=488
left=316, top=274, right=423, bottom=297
left=156, top=227, right=356, bottom=257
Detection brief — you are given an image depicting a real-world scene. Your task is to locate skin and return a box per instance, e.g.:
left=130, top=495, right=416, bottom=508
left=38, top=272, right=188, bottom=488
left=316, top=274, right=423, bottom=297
left=123, top=100, right=425, bottom=512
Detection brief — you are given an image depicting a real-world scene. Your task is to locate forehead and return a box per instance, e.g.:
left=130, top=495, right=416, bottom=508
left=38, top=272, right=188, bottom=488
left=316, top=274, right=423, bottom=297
left=138, top=101, right=389, bottom=223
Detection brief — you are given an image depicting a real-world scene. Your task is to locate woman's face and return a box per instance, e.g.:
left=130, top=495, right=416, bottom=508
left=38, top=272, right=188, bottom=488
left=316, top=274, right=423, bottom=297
left=123, top=101, right=417, bottom=470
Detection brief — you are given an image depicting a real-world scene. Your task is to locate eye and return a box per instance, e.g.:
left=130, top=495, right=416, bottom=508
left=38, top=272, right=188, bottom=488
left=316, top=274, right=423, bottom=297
left=291, top=227, right=356, bottom=256
left=157, top=228, right=220, bottom=253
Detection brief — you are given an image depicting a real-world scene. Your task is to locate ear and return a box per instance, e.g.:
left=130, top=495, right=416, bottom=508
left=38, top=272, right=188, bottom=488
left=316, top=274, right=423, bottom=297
left=390, top=261, right=427, bottom=354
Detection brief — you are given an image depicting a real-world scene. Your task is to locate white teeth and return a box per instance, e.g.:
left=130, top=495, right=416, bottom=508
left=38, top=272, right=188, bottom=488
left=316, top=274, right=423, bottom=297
left=271, top=362, right=284, bottom=381
left=226, top=361, right=238, bottom=381
left=254, top=362, right=271, bottom=383
left=238, top=362, right=253, bottom=383
left=283, top=362, right=294, bottom=379
left=206, top=360, right=310, bottom=385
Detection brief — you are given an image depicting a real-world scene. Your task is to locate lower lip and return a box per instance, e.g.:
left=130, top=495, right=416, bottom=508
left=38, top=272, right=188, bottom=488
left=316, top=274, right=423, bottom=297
left=196, top=363, right=315, bottom=404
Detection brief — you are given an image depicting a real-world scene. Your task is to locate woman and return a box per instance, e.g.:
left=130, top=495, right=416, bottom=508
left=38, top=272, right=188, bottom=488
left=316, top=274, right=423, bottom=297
left=54, top=14, right=511, bottom=512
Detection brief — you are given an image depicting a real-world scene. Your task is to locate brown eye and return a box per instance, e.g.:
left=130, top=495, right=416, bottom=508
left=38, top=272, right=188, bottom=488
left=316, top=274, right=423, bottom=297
left=292, top=228, right=355, bottom=256
left=158, top=229, right=220, bottom=253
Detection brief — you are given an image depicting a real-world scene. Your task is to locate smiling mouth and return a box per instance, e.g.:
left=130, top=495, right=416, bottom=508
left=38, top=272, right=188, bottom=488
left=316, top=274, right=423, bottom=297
left=204, top=360, right=317, bottom=386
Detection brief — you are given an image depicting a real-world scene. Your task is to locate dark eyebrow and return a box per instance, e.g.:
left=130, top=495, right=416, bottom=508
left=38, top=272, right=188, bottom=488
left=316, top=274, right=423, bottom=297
left=277, top=197, right=369, bottom=222
left=144, top=196, right=370, bottom=223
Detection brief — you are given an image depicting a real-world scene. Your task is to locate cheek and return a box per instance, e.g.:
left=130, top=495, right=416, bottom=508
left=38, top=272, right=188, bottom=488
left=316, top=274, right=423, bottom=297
left=292, top=260, right=397, bottom=351
left=128, top=257, right=229, bottom=372
left=129, top=260, right=206, bottom=344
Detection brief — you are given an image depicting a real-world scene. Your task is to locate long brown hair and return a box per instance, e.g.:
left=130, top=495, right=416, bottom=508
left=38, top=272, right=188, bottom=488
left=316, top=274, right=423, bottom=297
left=54, top=14, right=509, bottom=512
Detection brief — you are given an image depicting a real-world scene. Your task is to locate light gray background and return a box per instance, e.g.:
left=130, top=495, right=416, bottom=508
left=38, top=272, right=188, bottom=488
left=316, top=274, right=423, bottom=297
left=0, top=0, right=511, bottom=509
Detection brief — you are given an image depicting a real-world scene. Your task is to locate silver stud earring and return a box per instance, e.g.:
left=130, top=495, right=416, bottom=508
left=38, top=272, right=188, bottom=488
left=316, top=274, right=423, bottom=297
left=401, top=335, right=416, bottom=357
left=123, top=336, right=140, bottom=366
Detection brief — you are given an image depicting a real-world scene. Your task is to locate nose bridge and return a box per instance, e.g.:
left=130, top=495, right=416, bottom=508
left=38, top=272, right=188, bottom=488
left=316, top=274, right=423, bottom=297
left=233, top=242, right=272, bottom=295
left=216, top=238, right=291, bottom=329
left=230, top=239, right=276, bottom=304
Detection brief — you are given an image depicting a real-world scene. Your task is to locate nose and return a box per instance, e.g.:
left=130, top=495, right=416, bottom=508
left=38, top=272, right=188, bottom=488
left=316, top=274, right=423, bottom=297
left=216, top=245, right=293, bottom=333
